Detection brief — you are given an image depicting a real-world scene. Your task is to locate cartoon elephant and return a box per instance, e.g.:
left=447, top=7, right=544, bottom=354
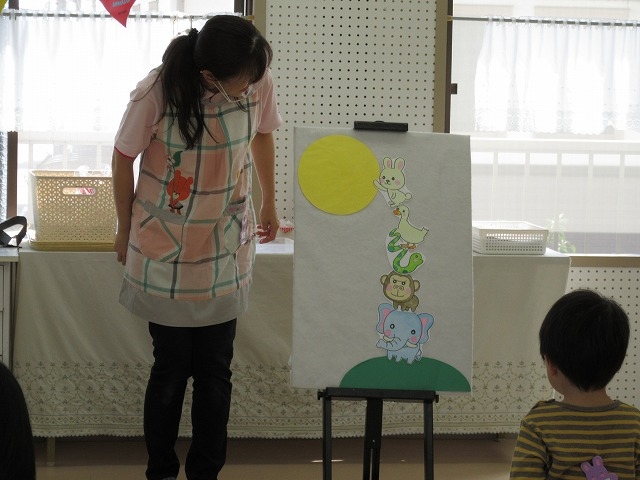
left=376, top=303, right=434, bottom=364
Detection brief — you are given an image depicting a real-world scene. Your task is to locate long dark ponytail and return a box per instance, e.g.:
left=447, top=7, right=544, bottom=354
left=158, top=29, right=202, bottom=149
left=158, top=15, right=273, bottom=150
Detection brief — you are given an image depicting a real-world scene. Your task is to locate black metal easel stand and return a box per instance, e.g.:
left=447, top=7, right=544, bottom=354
left=318, top=387, right=439, bottom=480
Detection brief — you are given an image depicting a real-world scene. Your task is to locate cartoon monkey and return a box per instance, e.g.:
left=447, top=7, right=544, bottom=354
left=380, top=271, right=420, bottom=312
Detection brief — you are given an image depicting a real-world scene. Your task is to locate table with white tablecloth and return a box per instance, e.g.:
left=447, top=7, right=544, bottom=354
left=12, top=244, right=569, bottom=438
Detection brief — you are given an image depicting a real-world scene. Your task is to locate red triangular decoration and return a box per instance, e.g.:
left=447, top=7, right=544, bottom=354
left=100, top=0, right=136, bottom=27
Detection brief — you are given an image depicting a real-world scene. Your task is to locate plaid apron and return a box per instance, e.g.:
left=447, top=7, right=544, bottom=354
left=123, top=98, right=258, bottom=301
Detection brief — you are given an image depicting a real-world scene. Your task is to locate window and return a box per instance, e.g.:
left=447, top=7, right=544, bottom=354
left=451, top=1, right=640, bottom=254
left=0, top=1, right=235, bottom=225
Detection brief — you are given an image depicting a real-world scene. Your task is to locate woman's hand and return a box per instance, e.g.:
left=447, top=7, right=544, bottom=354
left=257, top=201, right=279, bottom=243
left=114, top=230, right=130, bottom=265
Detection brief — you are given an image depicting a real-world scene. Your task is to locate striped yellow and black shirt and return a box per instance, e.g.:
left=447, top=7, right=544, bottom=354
left=510, top=399, right=640, bottom=479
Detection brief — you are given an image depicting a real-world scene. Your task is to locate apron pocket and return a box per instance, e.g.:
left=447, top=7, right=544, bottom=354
left=137, top=201, right=185, bottom=262
left=222, top=197, right=252, bottom=255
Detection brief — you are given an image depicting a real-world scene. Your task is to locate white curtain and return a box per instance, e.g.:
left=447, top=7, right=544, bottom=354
left=475, top=19, right=640, bottom=134
left=0, top=12, right=196, bottom=134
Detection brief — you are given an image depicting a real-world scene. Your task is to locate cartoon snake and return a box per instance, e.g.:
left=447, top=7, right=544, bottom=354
left=387, top=228, right=424, bottom=274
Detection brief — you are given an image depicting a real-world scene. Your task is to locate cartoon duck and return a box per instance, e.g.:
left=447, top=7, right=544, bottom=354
left=393, top=205, right=428, bottom=249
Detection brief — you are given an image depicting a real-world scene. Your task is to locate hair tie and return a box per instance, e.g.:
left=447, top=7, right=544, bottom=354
left=188, top=28, right=198, bottom=46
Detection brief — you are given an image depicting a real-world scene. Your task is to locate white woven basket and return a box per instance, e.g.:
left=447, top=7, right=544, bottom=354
left=472, top=221, right=548, bottom=255
left=29, top=170, right=116, bottom=244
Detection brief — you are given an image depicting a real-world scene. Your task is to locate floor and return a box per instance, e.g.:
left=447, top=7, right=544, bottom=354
left=35, top=435, right=517, bottom=480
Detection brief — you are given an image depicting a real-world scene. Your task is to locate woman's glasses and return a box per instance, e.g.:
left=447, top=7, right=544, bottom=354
left=214, top=80, right=254, bottom=103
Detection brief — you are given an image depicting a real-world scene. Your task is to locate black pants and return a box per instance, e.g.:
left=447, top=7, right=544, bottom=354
left=144, top=319, right=237, bottom=480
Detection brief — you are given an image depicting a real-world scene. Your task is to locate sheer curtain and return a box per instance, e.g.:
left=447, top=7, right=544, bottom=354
left=0, top=11, right=201, bottom=220
left=0, top=12, right=194, bottom=134
left=475, top=18, right=640, bottom=134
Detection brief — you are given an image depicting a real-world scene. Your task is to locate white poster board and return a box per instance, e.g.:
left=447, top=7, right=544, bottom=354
left=292, top=127, right=473, bottom=392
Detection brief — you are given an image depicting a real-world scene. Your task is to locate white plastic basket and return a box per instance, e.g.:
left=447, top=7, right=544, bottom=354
left=472, top=221, right=548, bottom=255
left=29, top=170, right=116, bottom=245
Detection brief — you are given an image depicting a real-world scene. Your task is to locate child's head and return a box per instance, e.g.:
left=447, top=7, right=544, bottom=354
left=159, top=14, right=273, bottom=149
left=194, top=15, right=273, bottom=87
left=539, top=289, right=630, bottom=392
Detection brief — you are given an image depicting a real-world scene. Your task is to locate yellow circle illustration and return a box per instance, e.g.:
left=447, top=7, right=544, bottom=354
left=298, top=135, right=379, bottom=215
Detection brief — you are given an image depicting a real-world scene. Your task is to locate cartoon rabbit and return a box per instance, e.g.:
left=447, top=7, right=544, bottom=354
left=580, top=456, right=618, bottom=480
left=373, top=157, right=413, bottom=207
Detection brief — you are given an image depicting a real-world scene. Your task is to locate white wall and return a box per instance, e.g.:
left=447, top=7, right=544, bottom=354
left=182, top=0, right=235, bottom=14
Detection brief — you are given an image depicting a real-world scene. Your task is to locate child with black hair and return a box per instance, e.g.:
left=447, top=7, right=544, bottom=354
left=510, top=289, right=640, bottom=479
left=0, top=361, right=35, bottom=480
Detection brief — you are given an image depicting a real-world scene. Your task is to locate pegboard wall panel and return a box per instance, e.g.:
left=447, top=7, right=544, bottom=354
left=567, top=267, right=640, bottom=407
left=266, top=0, right=438, bottom=221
